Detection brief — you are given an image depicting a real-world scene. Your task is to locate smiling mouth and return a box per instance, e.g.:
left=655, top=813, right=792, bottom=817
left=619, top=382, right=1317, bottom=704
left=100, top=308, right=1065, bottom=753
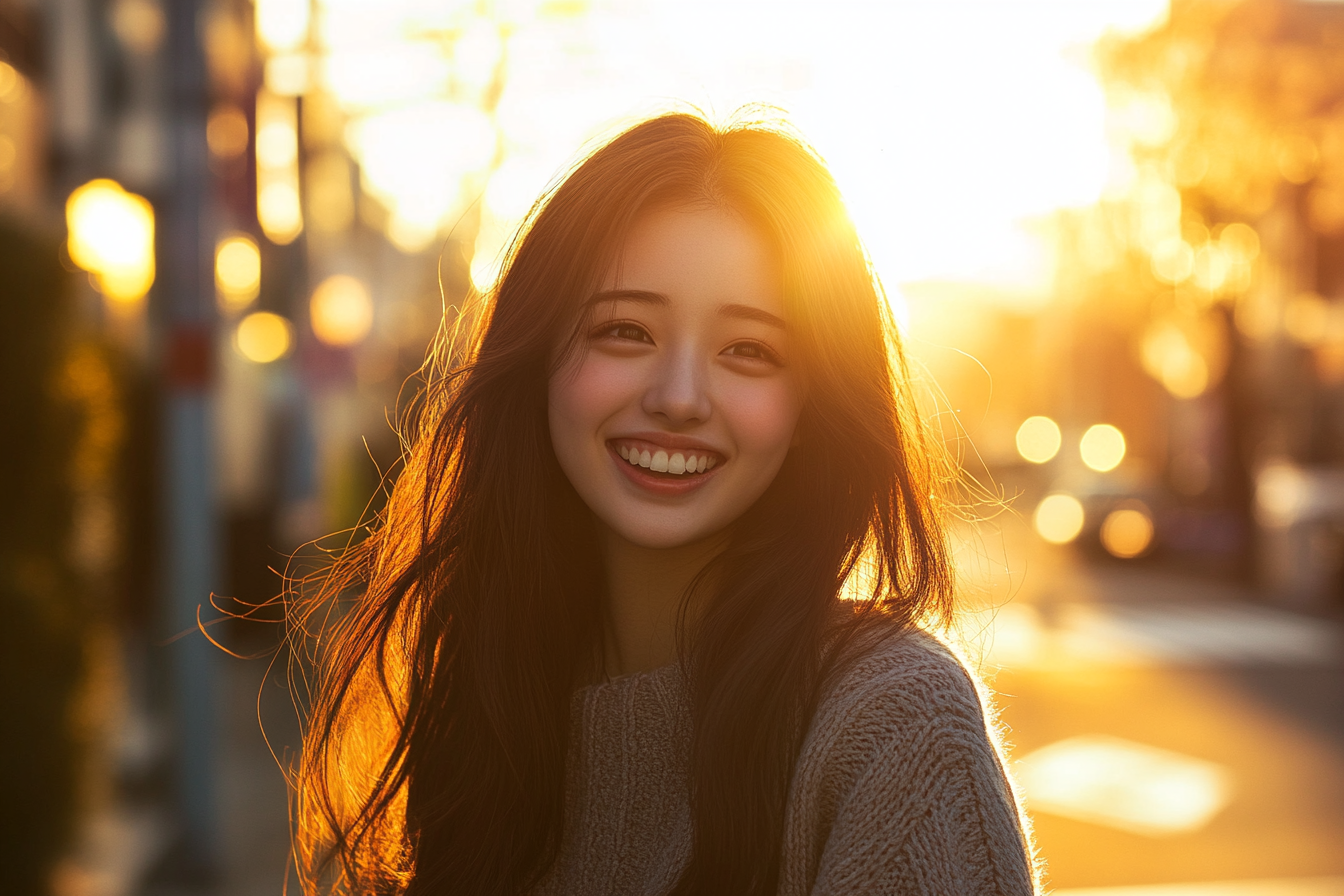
left=615, top=444, right=719, bottom=476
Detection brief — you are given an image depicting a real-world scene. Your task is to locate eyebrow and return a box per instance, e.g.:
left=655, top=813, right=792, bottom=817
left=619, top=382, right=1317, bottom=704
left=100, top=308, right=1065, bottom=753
left=720, top=303, right=786, bottom=330
left=584, top=289, right=665, bottom=309
left=585, top=290, right=787, bottom=330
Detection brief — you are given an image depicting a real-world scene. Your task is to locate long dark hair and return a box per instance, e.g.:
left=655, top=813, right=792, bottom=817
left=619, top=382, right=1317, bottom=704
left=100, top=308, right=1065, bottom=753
left=291, top=111, right=954, bottom=896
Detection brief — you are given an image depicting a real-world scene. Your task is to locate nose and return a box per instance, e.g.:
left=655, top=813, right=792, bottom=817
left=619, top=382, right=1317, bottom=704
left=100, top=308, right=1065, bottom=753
left=641, top=345, right=711, bottom=427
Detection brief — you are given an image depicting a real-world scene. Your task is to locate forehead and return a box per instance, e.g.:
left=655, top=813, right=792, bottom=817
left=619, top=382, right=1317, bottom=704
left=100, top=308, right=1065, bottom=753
left=603, top=205, right=784, bottom=315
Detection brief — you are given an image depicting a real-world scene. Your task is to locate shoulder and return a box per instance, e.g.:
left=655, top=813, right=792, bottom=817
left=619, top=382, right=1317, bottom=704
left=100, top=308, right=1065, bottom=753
left=779, top=626, right=1038, bottom=895
left=812, top=625, right=988, bottom=739
left=791, top=624, right=1005, bottom=814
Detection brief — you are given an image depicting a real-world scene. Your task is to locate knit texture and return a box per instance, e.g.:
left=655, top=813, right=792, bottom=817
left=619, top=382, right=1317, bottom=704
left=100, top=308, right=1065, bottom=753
left=532, top=629, right=1038, bottom=896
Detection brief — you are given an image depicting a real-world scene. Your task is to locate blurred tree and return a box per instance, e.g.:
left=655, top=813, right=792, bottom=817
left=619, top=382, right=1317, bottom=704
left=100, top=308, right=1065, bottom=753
left=1049, top=0, right=1344, bottom=575
left=1097, top=0, right=1344, bottom=467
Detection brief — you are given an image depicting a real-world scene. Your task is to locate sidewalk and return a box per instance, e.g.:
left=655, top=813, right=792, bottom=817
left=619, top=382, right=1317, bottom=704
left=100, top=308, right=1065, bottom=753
left=215, top=644, right=297, bottom=896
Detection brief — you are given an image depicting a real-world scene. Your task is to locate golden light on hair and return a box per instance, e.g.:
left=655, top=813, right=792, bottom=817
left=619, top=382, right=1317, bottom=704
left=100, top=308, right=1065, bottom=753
left=216, top=235, right=261, bottom=313
left=1035, top=493, right=1085, bottom=545
left=65, top=179, right=156, bottom=305
left=235, top=311, right=292, bottom=363
left=311, top=275, right=374, bottom=347
left=1101, top=504, right=1154, bottom=559
left=1015, top=416, right=1062, bottom=464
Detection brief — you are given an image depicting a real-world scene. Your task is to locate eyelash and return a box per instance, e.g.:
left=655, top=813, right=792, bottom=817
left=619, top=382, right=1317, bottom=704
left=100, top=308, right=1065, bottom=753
left=594, top=321, right=653, bottom=343
left=723, top=341, right=784, bottom=366
left=593, top=320, right=784, bottom=366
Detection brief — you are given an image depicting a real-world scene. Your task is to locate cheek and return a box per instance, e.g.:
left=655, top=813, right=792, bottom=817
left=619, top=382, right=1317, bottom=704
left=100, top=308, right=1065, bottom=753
left=719, top=377, right=802, bottom=459
left=548, top=354, right=639, bottom=445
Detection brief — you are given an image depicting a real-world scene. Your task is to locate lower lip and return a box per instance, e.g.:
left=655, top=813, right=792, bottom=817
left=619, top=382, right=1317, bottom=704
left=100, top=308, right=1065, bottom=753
left=609, top=446, right=720, bottom=496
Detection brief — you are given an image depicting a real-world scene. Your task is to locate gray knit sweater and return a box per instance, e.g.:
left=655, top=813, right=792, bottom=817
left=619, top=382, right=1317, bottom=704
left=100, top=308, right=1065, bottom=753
left=532, top=629, right=1038, bottom=895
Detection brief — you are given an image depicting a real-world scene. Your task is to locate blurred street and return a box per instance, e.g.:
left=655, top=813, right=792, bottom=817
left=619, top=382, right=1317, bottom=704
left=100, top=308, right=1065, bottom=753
left=956, top=518, right=1344, bottom=894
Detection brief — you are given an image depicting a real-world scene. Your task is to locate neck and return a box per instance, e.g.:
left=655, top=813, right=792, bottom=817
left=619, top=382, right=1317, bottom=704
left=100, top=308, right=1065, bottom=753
left=599, top=528, right=727, bottom=678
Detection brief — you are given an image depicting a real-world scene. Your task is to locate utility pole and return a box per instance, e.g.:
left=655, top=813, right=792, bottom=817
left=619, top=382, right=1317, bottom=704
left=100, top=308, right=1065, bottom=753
left=162, top=0, right=219, bottom=879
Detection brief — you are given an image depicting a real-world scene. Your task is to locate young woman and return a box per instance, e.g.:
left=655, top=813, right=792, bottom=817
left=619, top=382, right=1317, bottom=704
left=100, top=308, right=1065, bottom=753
left=292, top=112, right=1038, bottom=896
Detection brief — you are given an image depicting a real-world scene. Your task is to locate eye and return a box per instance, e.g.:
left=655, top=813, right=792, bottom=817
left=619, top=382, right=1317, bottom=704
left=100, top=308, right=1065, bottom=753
left=722, top=340, right=784, bottom=366
left=594, top=320, right=653, bottom=344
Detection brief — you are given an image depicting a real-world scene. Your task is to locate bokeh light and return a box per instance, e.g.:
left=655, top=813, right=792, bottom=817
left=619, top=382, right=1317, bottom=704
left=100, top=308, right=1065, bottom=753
left=265, top=53, right=311, bottom=97
left=258, top=183, right=302, bottom=242
left=1255, top=464, right=1308, bottom=529
left=235, top=312, right=293, bottom=363
left=310, top=275, right=374, bottom=347
left=1284, top=293, right=1331, bottom=347
left=109, top=0, right=166, bottom=56
left=305, top=152, right=355, bottom=234
left=65, top=179, right=155, bottom=305
left=1016, top=415, right=1062, bottom=464
left=207, top=103, right=250, bottom=160
left=1035, top=493, right=1085, bottom=545
left=215, top=235, right=261, bottom=313
left=345, top=102, right=496, bottom=253
left=256, top=119, right=298, bottom=170
left=1080, top=424, right=1127, bottom=473
left=256, top=91, right=303, bottom=244
left=0, top=60, right=16, bottom=100
left=1151, top=238, right=1194, bottom=284
left=1101, top=504, right=1155, bottom=559
left=255, top=0, right=309, bottom=53
left=1219, top=222, right=1260, bottom=263
left=1142, top=323, right=1210, bottom=399
left=1191, top=243, right=1228, bottom=291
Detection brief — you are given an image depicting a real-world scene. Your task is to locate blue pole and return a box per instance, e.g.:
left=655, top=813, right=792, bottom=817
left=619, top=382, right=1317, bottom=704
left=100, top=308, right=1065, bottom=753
left=163, top=391, right=218, bottom=870
left=162, top=0, right=218, bottom=876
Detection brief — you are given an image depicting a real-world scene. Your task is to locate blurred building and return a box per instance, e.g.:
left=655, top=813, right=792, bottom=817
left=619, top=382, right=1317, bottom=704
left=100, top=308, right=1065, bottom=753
left=1, top=0, right=547, bottom=891
left=914, top=0, right=1344, bottom=612
left=1092, top=0, right=1344, bottom=605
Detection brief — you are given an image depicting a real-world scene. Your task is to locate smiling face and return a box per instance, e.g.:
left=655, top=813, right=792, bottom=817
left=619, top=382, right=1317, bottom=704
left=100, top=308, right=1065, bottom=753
left=547, top=205, right=804, bottom=551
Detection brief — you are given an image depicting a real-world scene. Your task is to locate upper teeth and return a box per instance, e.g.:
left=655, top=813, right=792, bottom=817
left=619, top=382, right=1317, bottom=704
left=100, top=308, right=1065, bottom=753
left=617, top=445, right=716, bottom=474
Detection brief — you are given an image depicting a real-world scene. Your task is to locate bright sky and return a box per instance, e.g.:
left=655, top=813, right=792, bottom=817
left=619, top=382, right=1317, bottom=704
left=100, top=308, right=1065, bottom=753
left=487, top=0, right=1168, bottom=293
left=314, top=0, right=1170, bottom=296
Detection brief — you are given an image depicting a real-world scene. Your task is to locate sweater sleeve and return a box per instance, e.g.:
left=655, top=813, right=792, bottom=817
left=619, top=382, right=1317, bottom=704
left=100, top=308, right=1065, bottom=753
left=779, top=632, right=1038, bottom=896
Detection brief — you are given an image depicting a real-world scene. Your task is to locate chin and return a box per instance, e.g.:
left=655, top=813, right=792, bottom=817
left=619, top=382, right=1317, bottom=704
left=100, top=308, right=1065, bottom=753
left=605, top=516, right=727, bottom=552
